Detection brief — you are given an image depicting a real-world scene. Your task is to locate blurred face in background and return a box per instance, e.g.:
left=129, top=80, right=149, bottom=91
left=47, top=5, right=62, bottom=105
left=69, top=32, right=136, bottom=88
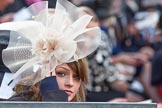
left=0, top=0, right=15, bottom=11
left=127, top=22, right=139, bottom=36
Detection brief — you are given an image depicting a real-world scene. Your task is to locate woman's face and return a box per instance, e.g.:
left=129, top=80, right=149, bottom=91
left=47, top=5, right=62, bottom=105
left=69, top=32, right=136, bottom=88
left=55, top=63, right=81, bottom=101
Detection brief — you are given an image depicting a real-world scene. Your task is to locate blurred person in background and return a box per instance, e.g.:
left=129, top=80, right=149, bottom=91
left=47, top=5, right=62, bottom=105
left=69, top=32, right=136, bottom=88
left=151, top=49, right=162, bottom=102
left=0, top=0, right=15, bottom=12
left=0, top=0, right=15, bottom=23
left=77, top=6, right=128, bottom=102
left=111, top=19, right=161, bottom=102
left=1, top=0, right=57, bottom=22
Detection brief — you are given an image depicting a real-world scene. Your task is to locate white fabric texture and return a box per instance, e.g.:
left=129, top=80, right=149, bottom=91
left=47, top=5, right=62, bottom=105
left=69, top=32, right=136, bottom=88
left=0, top=0, right=101, bottom=85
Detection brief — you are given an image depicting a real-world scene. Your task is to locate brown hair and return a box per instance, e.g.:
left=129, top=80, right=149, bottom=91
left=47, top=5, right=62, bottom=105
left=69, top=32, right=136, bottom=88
left=67, top=58, right=88, bottom=101
left=13, top=58, right=89, bottom=102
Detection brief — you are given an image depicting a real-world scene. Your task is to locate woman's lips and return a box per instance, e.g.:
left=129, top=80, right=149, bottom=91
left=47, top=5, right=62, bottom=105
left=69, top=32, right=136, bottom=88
left=64, top=90, right=73, bottom=96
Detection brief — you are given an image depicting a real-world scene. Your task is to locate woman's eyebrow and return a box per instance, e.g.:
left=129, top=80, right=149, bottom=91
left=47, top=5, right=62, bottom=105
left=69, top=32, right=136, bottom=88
left=57, top=67, right=70, bottom=72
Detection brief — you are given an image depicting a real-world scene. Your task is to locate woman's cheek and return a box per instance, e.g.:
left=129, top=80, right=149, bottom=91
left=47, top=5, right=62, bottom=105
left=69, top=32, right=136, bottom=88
left=56, top=77, right=64, bottom=89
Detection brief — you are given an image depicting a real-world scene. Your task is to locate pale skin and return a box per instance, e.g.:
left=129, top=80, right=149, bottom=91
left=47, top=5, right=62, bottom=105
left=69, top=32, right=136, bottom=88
left=54, top=64, right=81, bottom=102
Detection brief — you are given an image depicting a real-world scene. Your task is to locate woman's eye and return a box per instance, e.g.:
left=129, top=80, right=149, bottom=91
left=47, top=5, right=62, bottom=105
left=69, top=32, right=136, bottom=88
left=56, top=72, right=66, bottom=77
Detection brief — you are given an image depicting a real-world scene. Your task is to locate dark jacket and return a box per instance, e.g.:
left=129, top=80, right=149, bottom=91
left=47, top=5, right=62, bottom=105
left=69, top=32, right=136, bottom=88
left=8, top=76, right=68, bottom=101
left=8, top=89, right=68, bottom=101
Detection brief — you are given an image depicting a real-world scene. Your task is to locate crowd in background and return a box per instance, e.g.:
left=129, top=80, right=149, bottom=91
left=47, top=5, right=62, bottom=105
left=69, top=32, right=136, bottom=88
left=1, top=0, right=162, bottom=104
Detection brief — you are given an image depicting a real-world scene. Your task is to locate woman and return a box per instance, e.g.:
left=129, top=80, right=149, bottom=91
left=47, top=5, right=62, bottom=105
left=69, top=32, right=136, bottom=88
left=0, top=0, right=101, bottom=102
left=9, top=58, right=88, bottom=102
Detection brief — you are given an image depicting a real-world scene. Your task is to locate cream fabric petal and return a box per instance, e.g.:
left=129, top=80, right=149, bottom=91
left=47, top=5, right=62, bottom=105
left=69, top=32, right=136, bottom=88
left=49, top=56, right=57, bottom=75
left=53, top=0, right=87, bottom=34
left=54, top=39, right=77, bottom=63
left=2, top=46, right=32, bottom=72
left=11, top=57, right=39, bottom=81
left=27, top=1, right=48, bottom=25
left=64, top=15, right=92, bottom=39
left=69, top=27, right=101, bottom=62
left=2, top=31, right=32, bottom=72
left=0, top=21, right=45, bottom=42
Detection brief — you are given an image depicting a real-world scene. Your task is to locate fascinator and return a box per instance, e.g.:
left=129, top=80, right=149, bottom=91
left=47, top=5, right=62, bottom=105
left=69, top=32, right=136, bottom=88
left=0, top=0, right=101, bottom=86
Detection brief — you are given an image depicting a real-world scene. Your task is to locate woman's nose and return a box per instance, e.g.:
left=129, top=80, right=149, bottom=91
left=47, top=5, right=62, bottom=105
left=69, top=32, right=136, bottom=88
left=65, top=76, right=73, bottom=88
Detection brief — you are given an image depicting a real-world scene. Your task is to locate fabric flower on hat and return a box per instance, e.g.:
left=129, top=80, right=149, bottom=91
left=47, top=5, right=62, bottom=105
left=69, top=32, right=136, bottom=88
left=0, top=0, right=101, bottom=85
